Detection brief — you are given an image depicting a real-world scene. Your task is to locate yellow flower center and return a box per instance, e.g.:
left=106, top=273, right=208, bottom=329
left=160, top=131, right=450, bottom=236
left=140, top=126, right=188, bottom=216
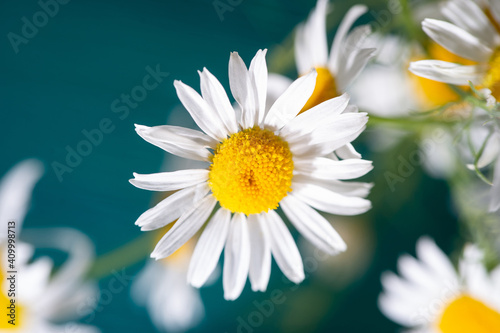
left=0, top=255, right=24, bottom=330
left=208, top=126, right=294, bottom=215
left=438, top=295, right=500, bottom=333
left=300, top=67, right=338, bottom=114
left=410, top=42, right=475, bottom=109
left=484, top=47, right=500, bottom=100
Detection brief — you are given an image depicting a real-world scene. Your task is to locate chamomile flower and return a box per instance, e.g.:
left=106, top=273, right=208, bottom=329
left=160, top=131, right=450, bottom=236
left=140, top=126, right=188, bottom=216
left=379, top=237, right=500, bottom=332
left=130, top=49, right=372, bottom=300
left=132, top=238, right=205, bottom=333
left=293, top=0, right=375, bottom=110
left=409, top=0, right=500, bottom=101
left=268, top=0, right=375, bottom=160
left=409, top=0, right=500, bottom=209
left=0, top=160, right=99, bottom=333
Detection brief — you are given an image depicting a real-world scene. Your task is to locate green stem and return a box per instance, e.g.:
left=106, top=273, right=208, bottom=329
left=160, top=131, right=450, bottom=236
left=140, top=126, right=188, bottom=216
left=367, top=114, right=456, bottom=129
left=399, top=0, right=425, bottom=44
left=86, top=232, right=155, bottom=280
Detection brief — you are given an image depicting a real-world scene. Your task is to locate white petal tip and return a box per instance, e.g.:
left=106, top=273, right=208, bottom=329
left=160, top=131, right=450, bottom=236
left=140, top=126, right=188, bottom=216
left=189, top=280, right=204, bottom=289
left=224, top=293, right=239, bottom=301
left=250, top=285, right=267, bottom=292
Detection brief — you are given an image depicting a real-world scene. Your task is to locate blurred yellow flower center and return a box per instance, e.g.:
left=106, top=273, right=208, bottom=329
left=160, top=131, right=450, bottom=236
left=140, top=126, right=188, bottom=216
left=0, top=258, right=24, bottom=330
left=411, top=42, right=475, bottom=109
left=154, top=226, right=195, bottom=267
left=300, top=67, right=338, bottom=113
left=438, top=295, right=500, bottom=333
left=484, top=47, right=500, bottom=100
left=209, top=127, right=294, bottom=215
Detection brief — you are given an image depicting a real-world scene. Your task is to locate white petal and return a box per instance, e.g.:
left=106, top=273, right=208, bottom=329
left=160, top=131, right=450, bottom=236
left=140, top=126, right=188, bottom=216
left=422, top=19, right=492, bottom=62
left=266, top=74, right=293, bottom=111
left=249, top=49, right=268, bottom=125
left=460, top=245, right=491, bottom=302
left=265, top=210, right=304, bottom=283
left=135, top=124, right=214, bottom=161
left=188, top=207, right=231, bottom=287
left=477, top=131, right=500, bottom=168
left=229, top=52, right=256, bottom=128
left=294, top=0, right=329, bottom=74
left=223, top=213, right=250, bottom=300
left=264, top=70, right=318, bottom=130
left=199, top=68, right=239, bottom=134
left=328, top=5, right=368, bottom=73
left=247, top=214, right=271, bottom=292
left=293, top=174, right=372, bottom=197
left=281, top=195, right=346, bottom=254
left=409, top=60, right=483, bottom=85
left=335, top=143, right=362, bottom=159
left=151, top=195, right=217, bottom=259
left=280, top=93, right=350, bottom=138
left=289, top=112, right=368, bottom=157
left=136, top=183, right=210, bottom=231
left=378, top=289, right=419, bottom=327
left=295, top=157, right=373, bottom=180
left=130, top=169, right=208, bottom=191
left=416, top=236, right=458, bottom=283
left=441, top=0, right=499, bottom=47
left=295, top=24, right=312, bottom=76
left=335, top=24, right=373, bottom=89
left=0, top=159, right=43, bottom=235
left=397, top=254, right=441, bottom=291
left=293, top=182, right=371, bottom=215
left=174, top=80, right=228, bottom=140
left=336, top=47, right=376, bottom=91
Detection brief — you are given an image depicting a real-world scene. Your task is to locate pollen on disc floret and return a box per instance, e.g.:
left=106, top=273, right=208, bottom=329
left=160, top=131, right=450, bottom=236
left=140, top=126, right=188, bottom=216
left=208, top=126, right=294, bottom=215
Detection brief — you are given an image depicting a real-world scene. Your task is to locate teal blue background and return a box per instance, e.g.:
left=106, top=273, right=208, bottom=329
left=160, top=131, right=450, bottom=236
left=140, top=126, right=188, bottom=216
left=0, top=0, right=459, bottom=332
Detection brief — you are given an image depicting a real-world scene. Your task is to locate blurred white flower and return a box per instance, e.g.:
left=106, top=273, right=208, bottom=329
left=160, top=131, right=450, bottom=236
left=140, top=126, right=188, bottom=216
left=379, top=237, right=500, bottom=332
left=132, top=238, right=205, bottom=333
left=293, top=0, right=375, bottom=107
left=0, top=159, right=44, bottom=235
left=0, top=160, right=99, bottom=333
left=409, top=0, right=500, bottom=209
left=269, top=0, right=375, bottom=161
left=410, top=0, right=500, bottom=102
left=130, top=49, right=372, bottom=300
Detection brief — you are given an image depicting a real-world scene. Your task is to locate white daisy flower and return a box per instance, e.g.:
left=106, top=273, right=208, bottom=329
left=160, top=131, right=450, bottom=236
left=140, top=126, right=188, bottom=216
left=268, top=0, right=376, bottom=160
left=379, top=237, right=500, bottom=332
left=409, top=0, right=500, bottom=209
left=0, top=160, right=99, bottom=333
left=130, top=49, right=372, bottom=300
left=293, top=0, right=376, bottom=109
left=409, top=0, right=500, bottom=102
left=132, top=238, right=205, bottom=333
